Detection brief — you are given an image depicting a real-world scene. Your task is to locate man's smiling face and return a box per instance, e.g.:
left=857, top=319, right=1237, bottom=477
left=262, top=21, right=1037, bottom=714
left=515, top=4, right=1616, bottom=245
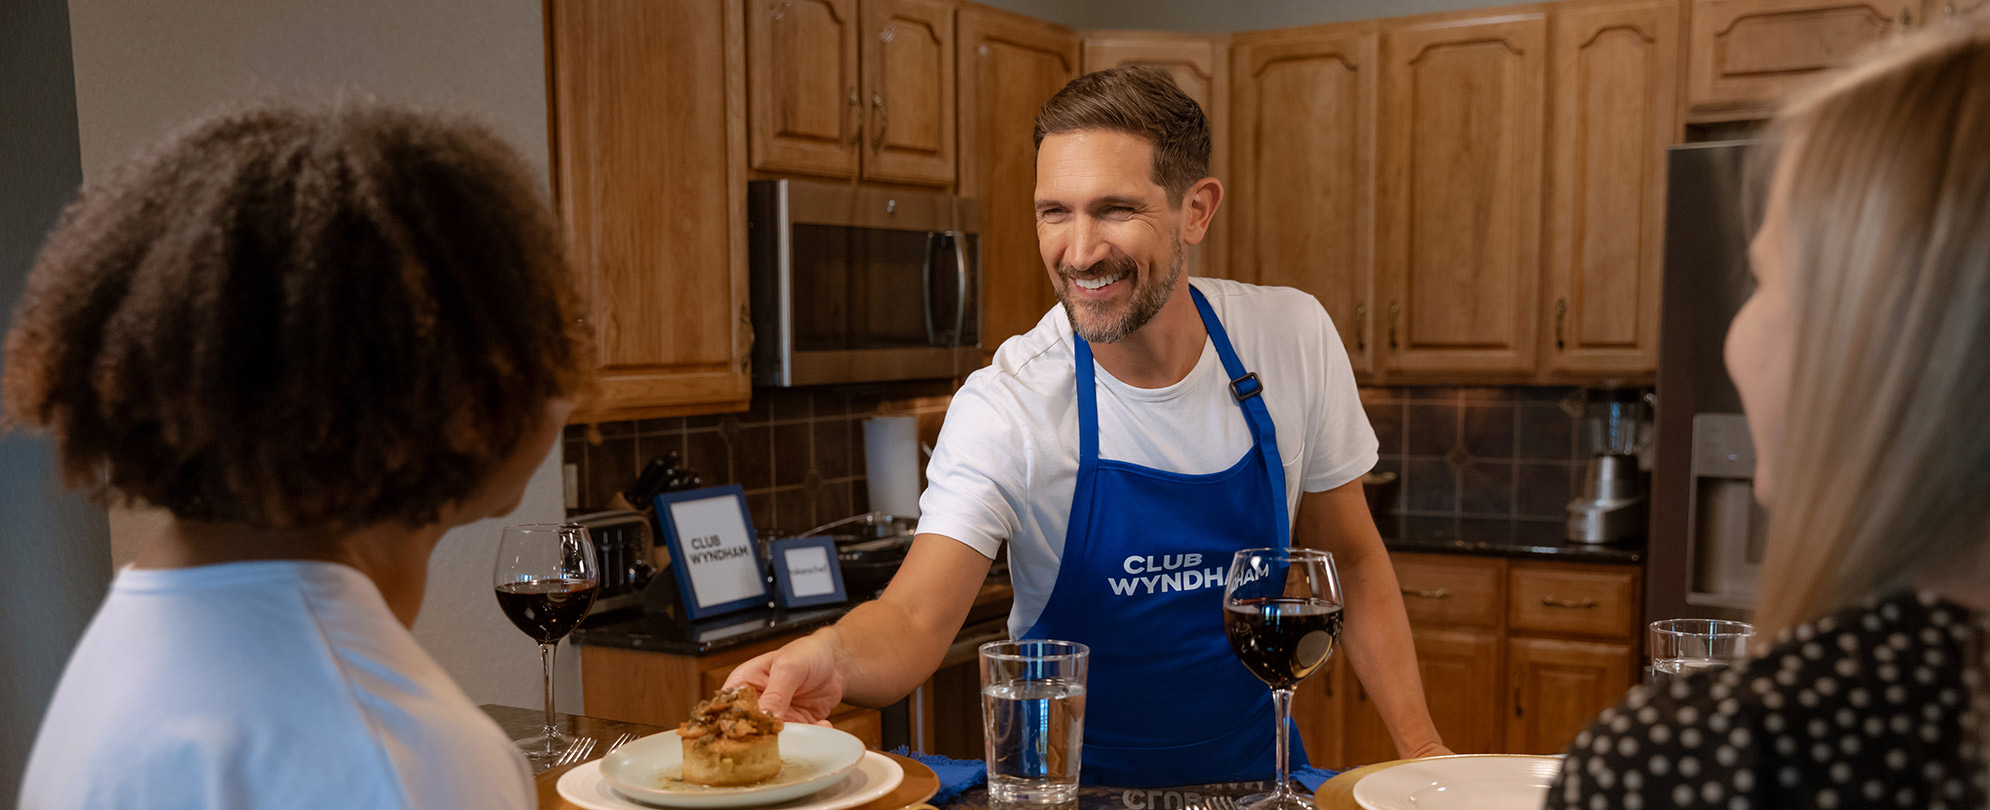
left=1034, top=129, right=1186, bottom=344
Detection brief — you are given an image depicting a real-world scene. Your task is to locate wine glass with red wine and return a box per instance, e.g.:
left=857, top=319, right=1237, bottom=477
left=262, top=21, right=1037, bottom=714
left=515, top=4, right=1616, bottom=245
left=493, top=522, right=600, bottom=765
left=1223, top=548, right=1343, bottom=810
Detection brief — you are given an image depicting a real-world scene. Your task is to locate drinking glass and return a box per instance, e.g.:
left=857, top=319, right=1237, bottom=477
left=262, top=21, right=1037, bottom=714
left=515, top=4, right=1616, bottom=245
left=493, top=523, right=600, bottom=765
left=979, top=639, right=1089, bottom=806
left=1224, top=548, right=1343, bottom=810
left=1648, top=618, right=1754, bottom=685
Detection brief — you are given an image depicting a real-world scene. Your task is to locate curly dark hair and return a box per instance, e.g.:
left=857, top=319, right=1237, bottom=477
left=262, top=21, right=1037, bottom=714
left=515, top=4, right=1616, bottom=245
left=2, top=98, right=592, bottom=530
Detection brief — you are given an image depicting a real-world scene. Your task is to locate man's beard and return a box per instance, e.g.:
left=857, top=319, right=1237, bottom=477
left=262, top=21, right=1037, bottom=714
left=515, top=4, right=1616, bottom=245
left=1057, top=245, right=1186, bottom=344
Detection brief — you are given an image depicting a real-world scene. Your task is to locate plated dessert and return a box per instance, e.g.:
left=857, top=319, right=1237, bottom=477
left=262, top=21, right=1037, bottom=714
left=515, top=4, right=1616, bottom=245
left=679, top=686, right=786, bottom=786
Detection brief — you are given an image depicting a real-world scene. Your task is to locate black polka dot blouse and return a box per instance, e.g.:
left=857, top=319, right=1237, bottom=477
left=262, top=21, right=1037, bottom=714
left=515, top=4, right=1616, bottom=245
left=1549, top=590, right=1988, bottom=810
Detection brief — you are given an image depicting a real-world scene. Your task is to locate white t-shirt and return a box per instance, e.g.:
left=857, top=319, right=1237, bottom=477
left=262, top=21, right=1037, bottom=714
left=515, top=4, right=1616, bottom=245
left=919, top=277, right=1378, bottom=637
left=18, top=561, right=533, bottom=810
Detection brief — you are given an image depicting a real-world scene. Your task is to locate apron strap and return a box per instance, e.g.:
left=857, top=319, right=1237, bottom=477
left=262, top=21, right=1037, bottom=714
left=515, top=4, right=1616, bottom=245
left=1188, top=286, right=1291, bottom=548
left=1070, top=286, right=1292, bottom=547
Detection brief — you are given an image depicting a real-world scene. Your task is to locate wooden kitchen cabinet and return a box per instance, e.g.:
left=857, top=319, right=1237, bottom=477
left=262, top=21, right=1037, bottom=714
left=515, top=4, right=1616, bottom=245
left=1082, top=31, right=1232, bottom=280
left=1687, top=0, right=1917, bottom=120
left=957, top=2, right=1081, bottom=356
left=1505, top=636, right=1635, bottom=754
left=1377, top=9, right=1548, bottom=376
left=547, top=0, right=754, bottom=422
left=1301, top=552, right=1641, bottom=766
left=580, top=642, right=884, bottom=748
left=745, top=0, right=954, bottom=185
left=1544, top=0, right=1680, bottom=377
left=1229, top=23, right=1381, bottom=376
left=746, top=0, right=863, bottom=177
left=862, top=0, right=956, bottom=185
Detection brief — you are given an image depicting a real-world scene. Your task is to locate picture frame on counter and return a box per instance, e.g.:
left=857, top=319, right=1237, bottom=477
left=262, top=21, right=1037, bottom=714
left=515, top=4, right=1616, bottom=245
left=652, top=485, right=769, bottom=620
left=769, top=535, right=848, bottom=608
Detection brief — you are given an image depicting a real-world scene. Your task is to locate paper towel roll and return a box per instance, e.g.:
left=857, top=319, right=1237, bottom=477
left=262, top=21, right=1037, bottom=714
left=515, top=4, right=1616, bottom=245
left=862, top=416, right=922, bottom=518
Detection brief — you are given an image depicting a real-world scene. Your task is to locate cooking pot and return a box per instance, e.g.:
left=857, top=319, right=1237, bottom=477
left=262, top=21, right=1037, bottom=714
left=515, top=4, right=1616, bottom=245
left=799, top=512, right=915, bottom=597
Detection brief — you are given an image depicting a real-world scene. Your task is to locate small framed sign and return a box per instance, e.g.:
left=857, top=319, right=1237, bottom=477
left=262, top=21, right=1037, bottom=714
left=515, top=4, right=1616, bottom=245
left=769, top=535, right=848, bottom=608
left=653, top=485, right=769, bottom=620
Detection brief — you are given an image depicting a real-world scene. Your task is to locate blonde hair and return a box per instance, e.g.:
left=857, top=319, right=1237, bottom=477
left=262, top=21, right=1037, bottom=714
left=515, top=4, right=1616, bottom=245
left=1753, top=20, right=1990, bottom=636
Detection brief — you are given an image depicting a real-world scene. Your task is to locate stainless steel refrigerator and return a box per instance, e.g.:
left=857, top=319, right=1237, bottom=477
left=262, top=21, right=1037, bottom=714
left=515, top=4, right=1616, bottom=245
left=1647, top=141, right=1770, bottom=624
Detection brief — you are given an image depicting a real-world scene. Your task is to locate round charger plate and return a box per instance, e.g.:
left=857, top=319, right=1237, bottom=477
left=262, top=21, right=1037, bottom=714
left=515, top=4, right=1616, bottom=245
left=599, top=725, right=868, bottom=807
left=1349, top=755, right=1563, bottom=810
left=560, top=749, right=905, bottom=810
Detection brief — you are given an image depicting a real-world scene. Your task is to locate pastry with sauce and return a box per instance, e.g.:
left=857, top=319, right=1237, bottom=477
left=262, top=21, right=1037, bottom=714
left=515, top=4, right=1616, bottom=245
left=678, top=685, right=785, bottom=785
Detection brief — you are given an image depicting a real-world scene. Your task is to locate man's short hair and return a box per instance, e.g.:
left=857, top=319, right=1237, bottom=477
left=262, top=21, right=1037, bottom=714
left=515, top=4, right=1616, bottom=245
left=2, top=98, right=592, bottom=530
left=1032, top=65, right=1211, bottom=204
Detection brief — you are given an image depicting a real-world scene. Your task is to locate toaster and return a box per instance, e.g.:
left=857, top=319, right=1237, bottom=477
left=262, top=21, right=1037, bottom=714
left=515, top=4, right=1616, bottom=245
left=570, top=509, right=657, bottom=616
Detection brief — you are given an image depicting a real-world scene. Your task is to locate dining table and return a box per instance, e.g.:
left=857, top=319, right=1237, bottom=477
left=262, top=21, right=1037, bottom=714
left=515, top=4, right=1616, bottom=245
left=484, top=705, right=1419, bottom=810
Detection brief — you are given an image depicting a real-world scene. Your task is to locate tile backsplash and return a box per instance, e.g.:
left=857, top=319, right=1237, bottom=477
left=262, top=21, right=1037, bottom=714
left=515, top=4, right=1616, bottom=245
left=1360, top=385, right=1596, bottom=521
left=567, top=380, right=1618, bottom=533
left=564, top=380, right=956, bottom=534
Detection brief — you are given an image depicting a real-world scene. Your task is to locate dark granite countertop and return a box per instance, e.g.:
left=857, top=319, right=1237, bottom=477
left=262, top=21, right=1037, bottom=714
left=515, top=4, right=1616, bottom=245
left=1377, top=515, right=1644, bottom=564
left=570, top=576, right=1014, bottom=657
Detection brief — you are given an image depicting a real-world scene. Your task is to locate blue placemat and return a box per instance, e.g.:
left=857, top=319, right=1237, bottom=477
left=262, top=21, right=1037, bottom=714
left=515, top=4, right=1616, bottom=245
left=1294, top=765, right=1341, bottom=792
left=887, top=748, right=986, bottom=805
left=885, top=749, right=1341, bottom=802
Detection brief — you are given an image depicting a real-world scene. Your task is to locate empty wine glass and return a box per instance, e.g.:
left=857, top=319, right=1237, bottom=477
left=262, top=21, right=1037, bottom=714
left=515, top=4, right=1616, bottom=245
left=1224, top=548, right=1343, bottom=810
left=493, top=523, right=599, bottom=765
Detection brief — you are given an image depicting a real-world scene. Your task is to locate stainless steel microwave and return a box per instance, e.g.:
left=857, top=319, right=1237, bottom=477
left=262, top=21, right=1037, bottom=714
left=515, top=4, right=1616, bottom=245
left=748, top=179, right=982, bottom=387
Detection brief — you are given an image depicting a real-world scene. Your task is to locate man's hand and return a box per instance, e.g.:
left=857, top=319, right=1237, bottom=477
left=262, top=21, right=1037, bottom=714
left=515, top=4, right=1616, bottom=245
left=1404, top=741, right=1456, bottom=759
left=723, top=630, right=848, bottom=724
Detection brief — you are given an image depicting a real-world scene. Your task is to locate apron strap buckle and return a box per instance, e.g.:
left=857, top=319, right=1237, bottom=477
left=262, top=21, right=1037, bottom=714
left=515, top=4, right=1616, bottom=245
left=1229, top=372, right=1264, bottom=402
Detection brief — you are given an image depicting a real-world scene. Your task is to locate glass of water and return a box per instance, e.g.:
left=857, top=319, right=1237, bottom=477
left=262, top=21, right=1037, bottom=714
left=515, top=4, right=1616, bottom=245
left=980, top=640, right=1088, bottom=805
left=1648, top=618, right=1755, bottom=684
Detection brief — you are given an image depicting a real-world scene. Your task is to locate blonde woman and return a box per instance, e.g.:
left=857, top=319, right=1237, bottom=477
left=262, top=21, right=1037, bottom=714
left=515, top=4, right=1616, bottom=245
left=1549, top=20, right=1990, bottom=810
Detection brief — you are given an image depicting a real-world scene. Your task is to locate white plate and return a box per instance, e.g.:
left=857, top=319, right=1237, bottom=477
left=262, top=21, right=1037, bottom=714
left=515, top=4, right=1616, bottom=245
left=598, top=726, right=869, bottom=807
left=559, top=751, right=903, bottom=810
left=1351, top=755, right=1564, bottom=810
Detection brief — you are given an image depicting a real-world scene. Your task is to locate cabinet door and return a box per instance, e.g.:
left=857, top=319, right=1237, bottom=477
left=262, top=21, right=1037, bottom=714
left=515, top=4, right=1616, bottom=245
left=861, top=0, right=956, bottom=185
left=549, top=0, right=752, bottom=422
left=1378, top=12, right=1547, bottom=375
left=958, top=4, right=1080, bottom=356
left=1412, top=626, right=1505, bottom=756
left=747, top=0, right=862, bottom=177
left=1688, top=0, right=1917, bottom=117
left=1082, top=32, right=1231, bottom=280
left=1545, top=0, right=1680, bottom=376
left=1506, top=636, right=1635, bottom=754
left=1230, top=24, right=1380, bottom=374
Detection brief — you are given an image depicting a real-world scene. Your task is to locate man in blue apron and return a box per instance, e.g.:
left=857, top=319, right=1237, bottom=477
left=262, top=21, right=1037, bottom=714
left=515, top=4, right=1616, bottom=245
left=727, top=66, right=1450, bottom=786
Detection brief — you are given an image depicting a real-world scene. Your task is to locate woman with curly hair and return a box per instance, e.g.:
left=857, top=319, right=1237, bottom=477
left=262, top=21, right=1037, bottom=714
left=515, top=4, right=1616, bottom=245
left=1549, top=18, right=1990, bottom=810
left=9, top=99, right=591, bottom=809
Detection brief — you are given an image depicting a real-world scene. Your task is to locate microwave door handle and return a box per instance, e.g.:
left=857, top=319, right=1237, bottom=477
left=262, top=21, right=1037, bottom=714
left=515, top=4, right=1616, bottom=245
left=951, top=231, right=970, bottom=346
left=922, top=231, right=940, bottom=346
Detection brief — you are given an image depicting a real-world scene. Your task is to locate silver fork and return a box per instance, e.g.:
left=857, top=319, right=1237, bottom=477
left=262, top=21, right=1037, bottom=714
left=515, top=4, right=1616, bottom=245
left=607, top=732, right=638, bottom=752
left=552, top=735, right=598, bottom=769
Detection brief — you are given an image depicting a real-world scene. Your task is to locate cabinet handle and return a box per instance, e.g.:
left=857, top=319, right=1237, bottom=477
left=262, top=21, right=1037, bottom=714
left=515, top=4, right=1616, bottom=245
left=1897, top=6, right=1913, bottom=29
left=1554, top=298, right=1568, bottom=352
left=1540, top=595, right=1599, bottom=609
left=848, top=89, right=862, bottom=149
left=1354, top=302, right=1367, bottom=352
left=1388, top=301, right=1400, bottom=350
left=871, top=94, right=888, bottom=153
left=1513, top=681, right=1524, bottom=717
left=1400, top=587, right=1450, bottom=600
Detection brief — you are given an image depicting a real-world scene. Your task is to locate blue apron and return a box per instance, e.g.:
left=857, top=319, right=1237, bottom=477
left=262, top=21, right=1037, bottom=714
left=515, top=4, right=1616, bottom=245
left=1021, top=286, right=1304, bottom=787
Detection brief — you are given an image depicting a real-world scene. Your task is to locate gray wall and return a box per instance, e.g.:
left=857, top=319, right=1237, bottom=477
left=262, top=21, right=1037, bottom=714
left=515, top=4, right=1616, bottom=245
left=0, top=0, right=112, bottom=802
left=980, top=0, right=1525, bottom=31
left=64, top=0, right=582, bottom=717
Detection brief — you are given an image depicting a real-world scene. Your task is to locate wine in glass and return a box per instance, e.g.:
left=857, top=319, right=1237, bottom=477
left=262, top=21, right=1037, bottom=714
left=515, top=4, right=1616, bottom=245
left=493, top=522, right=600, bottom=765
left=1223, top=548, right=1343, bottom=810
